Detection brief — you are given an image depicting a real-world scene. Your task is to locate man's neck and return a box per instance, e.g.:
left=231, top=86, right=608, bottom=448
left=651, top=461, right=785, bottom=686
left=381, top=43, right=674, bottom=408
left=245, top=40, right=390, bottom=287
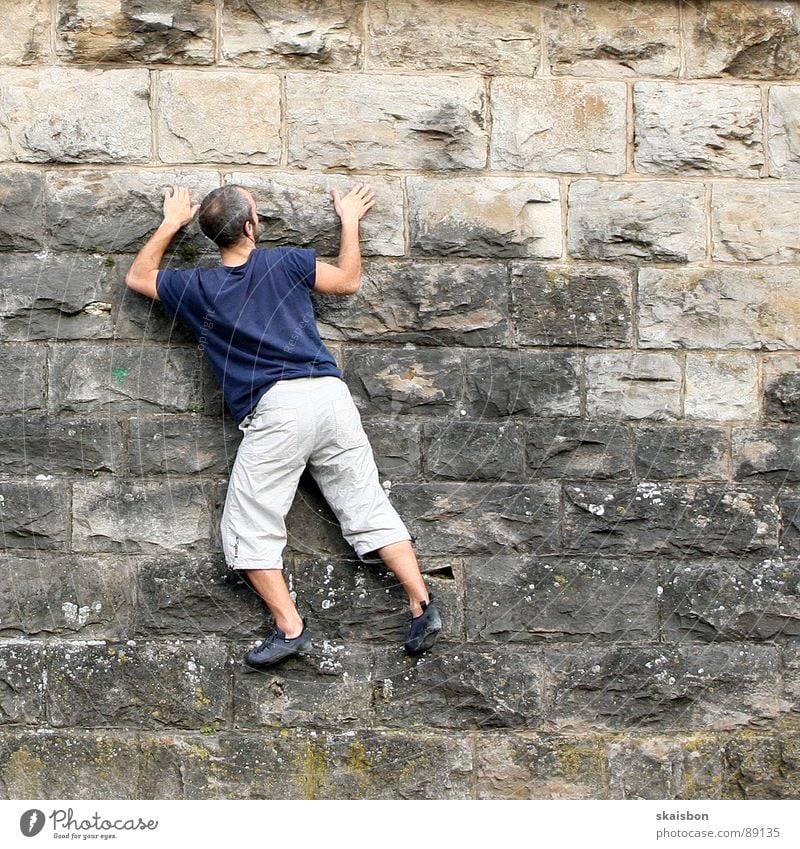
left=219, top=240, right=256, bottom=268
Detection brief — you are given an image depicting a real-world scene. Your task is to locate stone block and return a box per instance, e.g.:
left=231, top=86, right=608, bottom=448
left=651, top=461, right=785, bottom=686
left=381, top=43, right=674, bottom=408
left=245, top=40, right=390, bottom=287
left=46, top=639, right=231, bottom=729
left=72, top=479, right=213, bottom=554
left=360, top=417, right=421, bottom=482
left=634, top=426, right=730, bottom=480
left=634, top=82, right=763, bottom=176
left=785, top=641, right=800, bottom=708
left=465, top=555, right=657, bottom=643
left=313, top=260, right=510, bottom=347
left=0, top=478, right=69, bottom=551
left=48, top=343, right=202, bottom=413
left=0, top=169, right=44, bottom=250
left=409, top=177, right=561, bottom=258
left=769, top=85, right=800, bottom=176
left=685, top=354, right=759, bottom=422
left=221, top=0, right=363, bottom=69
left=712, top=184, right=800, bottom=263
left=563, top=482, right=780, bottom=556
left=638, top=266, right=800, bottom=350
left=422, top=420, right=525, bottom=481
left=660, top=557, right=800, bottom=642
left=390, top=482, right=561, bottom=556
left=544, top=0, right=681, bottom=77
left=722, top=735, right=800, bottom=799
left=525, top=421, right=633, bottom=480
left=475, top=733, right=607, bottom=799
left=158, top=71, right=281, bottom=164
left=764, top=355, right=800, bottom=422
left=545, top=644, right=783, bottom=731
left=0, top=253, right=115, bottom=340
left=0, top=554, right=132, bottom=639
left=45, top=169, right=220, bottom=253
left=734, top=427, right=800, bottom=484
left=0, top=643, right=44, bottom=724
left=128, top=415, right=240, bottom=475
left=0, top=0, right=48, bottom=64
left=511, top=262, right=632, bottom=347
left=0, top=69, right=151, bottom=163
left=491, top=77, right=627, bottom=174
left=56, top=0, right=215, bottom=64
left=371, top=646, right=544, bottom=729
left=224, top=171, right=404, bottom=257
left=368, top=1, right=539, bottom=73
left=683, top=1, right=800, bottom=79
left=780, top=494, right=800, bottom=553
left=586, top=353, right=682, bottom=420
left=568, top=180, right=706, bottom=262
left=0, top=344, right=46, bottom=413
left=287, top=74, right=486, bottom=170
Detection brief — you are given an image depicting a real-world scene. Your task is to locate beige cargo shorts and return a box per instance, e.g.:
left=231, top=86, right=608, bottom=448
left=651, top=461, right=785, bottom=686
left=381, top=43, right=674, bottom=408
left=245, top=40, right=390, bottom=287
left=220, top=375, right=411, bottom=571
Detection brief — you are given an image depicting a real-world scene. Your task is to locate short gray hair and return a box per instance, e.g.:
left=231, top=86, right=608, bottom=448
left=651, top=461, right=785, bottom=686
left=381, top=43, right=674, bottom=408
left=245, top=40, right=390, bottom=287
left=198, top=185, right=253, bottom=248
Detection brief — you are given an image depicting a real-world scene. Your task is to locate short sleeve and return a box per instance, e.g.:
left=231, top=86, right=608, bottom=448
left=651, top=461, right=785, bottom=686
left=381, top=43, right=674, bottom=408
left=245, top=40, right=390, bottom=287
left=282, top=248, right=317, bottom=289
left=156, top=267, right=195, bottom=317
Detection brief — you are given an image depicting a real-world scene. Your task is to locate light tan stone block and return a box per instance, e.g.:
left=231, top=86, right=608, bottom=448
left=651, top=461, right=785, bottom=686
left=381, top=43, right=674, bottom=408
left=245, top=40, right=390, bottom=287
left=586, top=353, right=682, bottom=420
left=0, top=0, right=48, bottom=64
left=768, top=85, right=800, bottom=176
left=685, top=354, right=759, bottom=421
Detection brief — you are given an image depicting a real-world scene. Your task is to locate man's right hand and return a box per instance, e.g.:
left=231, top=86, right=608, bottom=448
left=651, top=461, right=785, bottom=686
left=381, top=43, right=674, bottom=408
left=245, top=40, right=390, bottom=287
left=330, top=183, right=375, bottom=225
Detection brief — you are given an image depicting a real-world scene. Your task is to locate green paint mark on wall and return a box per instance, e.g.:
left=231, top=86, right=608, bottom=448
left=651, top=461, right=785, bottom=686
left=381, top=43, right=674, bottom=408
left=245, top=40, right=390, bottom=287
left=111, top=366, right=130, bottom=385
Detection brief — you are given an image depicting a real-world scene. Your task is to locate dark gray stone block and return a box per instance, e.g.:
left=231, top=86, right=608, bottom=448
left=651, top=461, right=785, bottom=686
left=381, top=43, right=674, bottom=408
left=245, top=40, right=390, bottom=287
left=361, top=417, right=422, bottom=481
left=733, top=427, right=800, bottom=484
left=422, top=420, right=525, bottom=481
left=525, top=421, right=633, bottom=480
left=0, top=169, right=44, bottom=249
left=0, top=479, right=70, bottom=551
left=634, top=426, right=731, bottom=480
left=0, top=344, right=46, bottom=413
left=0, top=643, right=44, bottom=725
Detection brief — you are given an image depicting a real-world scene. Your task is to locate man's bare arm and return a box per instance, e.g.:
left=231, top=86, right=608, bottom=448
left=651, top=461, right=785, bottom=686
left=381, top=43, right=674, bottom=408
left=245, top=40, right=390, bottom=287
left=125, top=185, right=200, bottom=301
left=313, top=182, right=375, bottom=296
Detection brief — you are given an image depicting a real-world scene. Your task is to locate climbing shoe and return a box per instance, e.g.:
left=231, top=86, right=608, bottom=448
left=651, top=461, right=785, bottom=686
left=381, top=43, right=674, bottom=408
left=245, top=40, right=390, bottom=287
left=243, top=619, right=311, bottom=671
left=404, top=596, right=442, bottom=655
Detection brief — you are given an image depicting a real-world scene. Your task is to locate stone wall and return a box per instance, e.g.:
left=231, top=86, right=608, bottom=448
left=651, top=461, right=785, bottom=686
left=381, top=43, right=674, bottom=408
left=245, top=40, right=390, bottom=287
left=1, top=0, right=799, bottom=799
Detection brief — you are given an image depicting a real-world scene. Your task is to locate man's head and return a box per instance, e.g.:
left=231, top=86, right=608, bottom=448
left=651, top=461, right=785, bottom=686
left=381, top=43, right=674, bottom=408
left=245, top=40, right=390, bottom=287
left=198, top=185, right=261, bottom=249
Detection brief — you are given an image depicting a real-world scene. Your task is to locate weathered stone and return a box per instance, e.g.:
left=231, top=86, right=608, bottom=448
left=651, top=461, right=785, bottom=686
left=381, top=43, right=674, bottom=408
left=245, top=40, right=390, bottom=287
left=465, top=556, right=657, bottom=643
left=221, top=0, right=363, bottom=69
left=0, top=344, right=46, bottom=413
left=224, top=171, right=404, bottom=257
left=0, top=169, right=44, bottom=250
left=544, top=0, right=681, bottom=78
left=638, top=266, right=800, bottom=350
left=360, top=417, right=421, bottom=482
left=136, top=555, right=264, bottom=638
left=734, top=427, right=800, bottom=484
left=511, top=262, right=632, bottom=347
left=712, top=184, right=800, bottom=263
left=48, top=343, right=202, bottom=413
left=0, top=253, right=115, bottom=340
left=769, top=85, right=800, bottom=176
left=563, top=483, right=780, bottom=556
left=722, top=735, right=800, bottom=799
left=46, top=639, right=231, bottom=729
left=72, top=479, right=213, bottom=554
left=390, top=482, right=561, bottom=556
left=314, top=260, right=510, bottom=347
left=764, top=355, right=800, bottom=422
left=660, top=557, right=800, bottom=642
left=491, top=77, right=626, bottom=174
left=422, top=421, right=524, bottom=481
left=368, top=1, right=539, bottom=73
left=586, top=353, right=682, bottom=420
left=607, top=735, right=723, bottom=799
left=137, top=729, right=473, bottom=799
left=634, top=82, right=763, bottom=176
left=475, top=733, right=607, bottom=799
left=0, top=479, right=69, bottom=551
left=780, top=494, right=800, bottom=553
left=785, top=641, right=800, bottom=707
left=128, top=415, right=240, bottom=475
left=0, top=69, right=151, bottom=163
left=56, top=0, right=215, bottom=64
left=634, top=426, right=730, bottom=480
left=525, top=421, right=633, bottom=480
left=685, top=354, right=759, bottom=422
left=287, top=74, right=486, bottom=170
left=545, top=644, right=783, bottom=731
left=409, top=177, right=561, bottom=258
left=371, top=646, right=544, bottom=729
left=158, top=71, right=281, bottom=164
left=0, top=1, right=47, bottom=64
left=0, top=555, right=131, bottom=639
left=568, top=180, right=706, bottom=262
left=0, top=644, right=44, bottom=724
left=684, top=1, right=800, bottom=79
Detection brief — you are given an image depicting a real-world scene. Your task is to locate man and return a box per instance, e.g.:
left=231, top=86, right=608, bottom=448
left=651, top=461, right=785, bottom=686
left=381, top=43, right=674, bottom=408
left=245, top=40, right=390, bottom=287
left=125, top=182, right=442, bottom=669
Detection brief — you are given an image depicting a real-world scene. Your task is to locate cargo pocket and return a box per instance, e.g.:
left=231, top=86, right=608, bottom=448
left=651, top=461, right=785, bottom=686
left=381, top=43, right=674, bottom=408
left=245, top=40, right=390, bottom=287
left=331, top=396, right=364, bottom=450
left=250, top=406, right=300, bottom=458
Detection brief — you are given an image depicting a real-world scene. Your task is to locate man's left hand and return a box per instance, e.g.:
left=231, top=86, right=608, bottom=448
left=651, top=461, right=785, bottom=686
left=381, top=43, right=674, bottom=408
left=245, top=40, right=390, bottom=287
left=162, top=185, right=200, bottom=229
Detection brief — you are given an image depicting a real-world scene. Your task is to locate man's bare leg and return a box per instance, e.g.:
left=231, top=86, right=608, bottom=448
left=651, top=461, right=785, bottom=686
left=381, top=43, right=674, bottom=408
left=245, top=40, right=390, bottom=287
left=242, top=569, right=304, bottom=638
left=375, top=539, right=430, bottom=617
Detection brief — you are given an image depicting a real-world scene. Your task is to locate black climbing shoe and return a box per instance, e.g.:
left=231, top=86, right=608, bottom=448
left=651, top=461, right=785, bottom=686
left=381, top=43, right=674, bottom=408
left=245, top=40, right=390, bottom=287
left=243, top=619, right=311, bottom=671
left=404, top=596, right=442, bottom=655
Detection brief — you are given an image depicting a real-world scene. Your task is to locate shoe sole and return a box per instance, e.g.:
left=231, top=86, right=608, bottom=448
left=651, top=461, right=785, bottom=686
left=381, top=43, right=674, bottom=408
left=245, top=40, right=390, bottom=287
left=241, top=640, right=311, bottom=672
left=404, top=616, right=442, bottom=655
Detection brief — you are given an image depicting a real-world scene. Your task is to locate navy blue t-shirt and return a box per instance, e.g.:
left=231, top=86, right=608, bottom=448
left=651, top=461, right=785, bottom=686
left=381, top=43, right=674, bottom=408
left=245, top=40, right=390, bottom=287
left=156, top=247, right=343, bottom=424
